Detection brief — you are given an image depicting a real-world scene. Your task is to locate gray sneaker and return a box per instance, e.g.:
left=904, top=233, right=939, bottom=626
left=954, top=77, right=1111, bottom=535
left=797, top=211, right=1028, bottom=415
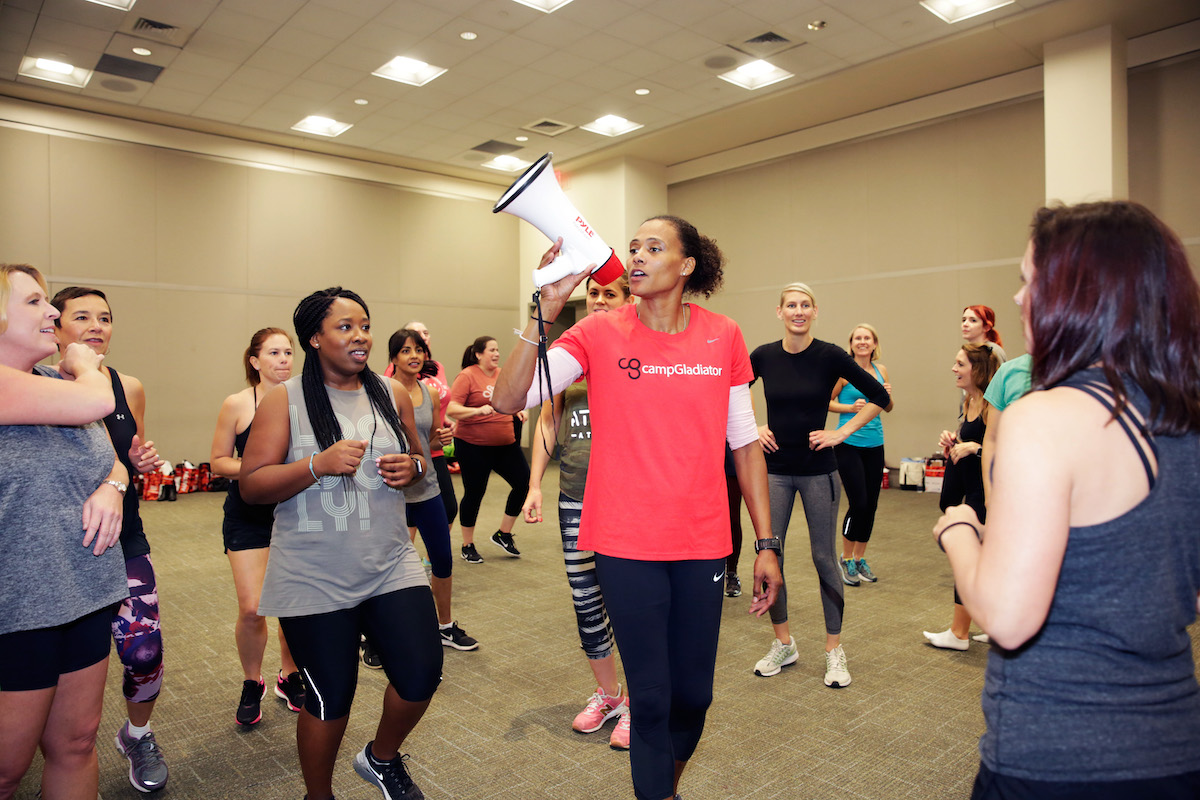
left=115, top=724, right=169, bottom=792
left=856, top=558, right=877, bottom=582
left=354, top=742, right=424, bottom=800
left=840, top=558, right=861, bottom=586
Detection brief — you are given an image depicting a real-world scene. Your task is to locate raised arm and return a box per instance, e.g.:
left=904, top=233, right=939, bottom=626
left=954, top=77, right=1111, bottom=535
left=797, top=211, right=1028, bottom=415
left=0, top=346, right=114, bottom=425
left=493, top=239, right=591, bottom=414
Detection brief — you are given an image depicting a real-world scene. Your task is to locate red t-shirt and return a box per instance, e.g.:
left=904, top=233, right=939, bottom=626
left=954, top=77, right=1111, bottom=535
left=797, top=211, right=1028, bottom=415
left=422, top=374, right=450, bottom=457
left=552, top=303, right=752, bottom=560
left=450, top=365, right=516, bottom=446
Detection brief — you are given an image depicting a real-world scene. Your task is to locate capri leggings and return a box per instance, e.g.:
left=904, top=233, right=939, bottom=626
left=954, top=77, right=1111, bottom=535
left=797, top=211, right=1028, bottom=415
left=431, top=454, right=458, bottom=526
left=594, top=554, right=725, bottom=800
left=112, top=553, right=164, bottom=703
left=453, top=438, right=529, bottom=528
left=834, top=443, right=885, bottom=544
left=940, top=460, right=986, bottom=607
left=407, top=496, right=453, bottom=579
left=767, top=471, right=844, bottom=633
left=559, top=494, right=615, bottom=660
left=277, top=587, right=442, bottom=721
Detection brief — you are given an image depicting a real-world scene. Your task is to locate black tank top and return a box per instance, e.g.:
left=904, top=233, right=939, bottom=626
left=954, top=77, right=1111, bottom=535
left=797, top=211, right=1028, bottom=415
left=102, top=368, right=148, bottom=559
left=223, top=394, right=276, bottom=527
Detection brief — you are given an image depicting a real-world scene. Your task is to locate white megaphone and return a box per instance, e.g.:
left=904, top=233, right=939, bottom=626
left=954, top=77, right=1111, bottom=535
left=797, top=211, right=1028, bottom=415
left=493, top=153, right=625, bottom=289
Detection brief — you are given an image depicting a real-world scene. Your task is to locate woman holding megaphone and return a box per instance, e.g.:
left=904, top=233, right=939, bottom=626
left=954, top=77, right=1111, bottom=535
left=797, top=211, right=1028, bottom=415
left=493, top=216, right=782, bottom=800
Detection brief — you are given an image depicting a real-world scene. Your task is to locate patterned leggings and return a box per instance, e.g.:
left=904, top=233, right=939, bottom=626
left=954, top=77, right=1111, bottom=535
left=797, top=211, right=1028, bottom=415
left=559, top=493, right=615, bottom=660
left=112, top=553, right=164, bottom=703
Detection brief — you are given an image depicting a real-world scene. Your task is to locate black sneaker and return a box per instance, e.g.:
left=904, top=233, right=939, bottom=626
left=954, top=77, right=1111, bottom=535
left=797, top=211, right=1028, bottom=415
left=439, top=622, right=479, bottom=651
left=236, top=678, right=265, bottom=726
left=275, top=670, right=306, bottom=712
left=361, top=636, right=383, bottom=670
left=490, top=530, right=520, bottom=557
left=353, top=741, right=424, bottom=800
left=461, top=544, right=483, bottom=564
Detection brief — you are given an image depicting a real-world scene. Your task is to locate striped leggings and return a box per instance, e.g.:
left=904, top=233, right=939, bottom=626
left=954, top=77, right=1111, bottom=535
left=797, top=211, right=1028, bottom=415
left=559, top=493, right=615, bottom=660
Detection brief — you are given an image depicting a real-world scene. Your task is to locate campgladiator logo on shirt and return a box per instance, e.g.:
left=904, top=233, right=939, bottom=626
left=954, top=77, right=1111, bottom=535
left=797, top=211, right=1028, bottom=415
left=617, top=357, right=724, bottom=381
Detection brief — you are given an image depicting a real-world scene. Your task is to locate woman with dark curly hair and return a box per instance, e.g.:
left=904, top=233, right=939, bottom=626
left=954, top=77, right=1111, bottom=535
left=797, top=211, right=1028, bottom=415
left=239, top=287, right=441, bottom=800
left=936, top=201, right=1200, bottom=798
left=493, top=215, right=783, bottom=800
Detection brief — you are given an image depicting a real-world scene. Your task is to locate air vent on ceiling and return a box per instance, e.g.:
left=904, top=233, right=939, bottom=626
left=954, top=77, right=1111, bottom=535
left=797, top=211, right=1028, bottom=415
left=94, top=53, right=164, bottom=83
left=471, top=140, right=523, bottom=156
left=729, top=30, right=802, bottom=59
left=520, top=118, right=575, bottom=137
left=130, top=17, right=182, bottom=44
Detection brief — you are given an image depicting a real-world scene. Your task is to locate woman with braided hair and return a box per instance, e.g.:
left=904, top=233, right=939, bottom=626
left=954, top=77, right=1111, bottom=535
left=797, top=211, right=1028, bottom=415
left=240, top=287, right=441, bottom=800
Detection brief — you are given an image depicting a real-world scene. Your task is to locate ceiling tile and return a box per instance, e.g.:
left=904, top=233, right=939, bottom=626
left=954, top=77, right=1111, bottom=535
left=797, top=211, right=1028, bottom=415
left=264, top=26, right=340, bottom=59
left=192, top=95, right=259, bottom=124
left=169, top=49, right=240, bottom=80
left=691, top=7, right=787, bottom=45
left=243, top=44, right=319, bottom=74
left=200, top=7, right=283, bottom=46
left=603, top=10, right=684, bottom=47
left=186, top=29, right=260, bottom=63
left=372, top=2, right=455, bottom=36
left=301, top=59, right=364, bottom=88
left=39, top=0, right=122, bottom=30
left=153, top=67, right=224, bottom=94
left=278, top=76, right=342, bottom=103
left=287, top=4, right=368, bottom=38
left=216, top=0, right=308, bottom=24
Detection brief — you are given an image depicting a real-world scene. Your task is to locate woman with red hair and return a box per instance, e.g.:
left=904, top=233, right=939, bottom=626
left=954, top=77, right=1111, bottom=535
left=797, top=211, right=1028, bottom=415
left=962, top=304, right=1006, bottom=363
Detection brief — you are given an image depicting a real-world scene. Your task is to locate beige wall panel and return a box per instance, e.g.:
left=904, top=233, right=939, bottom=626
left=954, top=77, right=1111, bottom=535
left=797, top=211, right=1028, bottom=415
left=951, top=100, right=1046, bottom=263
left=1129, top=54, right=1200, bottom=239
left=0, top=127, right=52, bottom=266
left=154, top=151, right=250, bottom=288
left=48, top=137, right=157, bottom=282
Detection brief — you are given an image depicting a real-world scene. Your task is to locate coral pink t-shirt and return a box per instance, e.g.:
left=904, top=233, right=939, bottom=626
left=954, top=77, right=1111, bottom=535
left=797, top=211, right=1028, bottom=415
left=450, top=365, right=515, bottom=446
left=552, top=303, right=752, bottom=560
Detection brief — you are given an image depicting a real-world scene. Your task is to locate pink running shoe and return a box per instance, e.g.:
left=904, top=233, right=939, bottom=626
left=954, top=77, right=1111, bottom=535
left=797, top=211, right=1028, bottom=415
left=609, top=707, right=631, bottom=750
left=572, top=686, right=627, bottom=733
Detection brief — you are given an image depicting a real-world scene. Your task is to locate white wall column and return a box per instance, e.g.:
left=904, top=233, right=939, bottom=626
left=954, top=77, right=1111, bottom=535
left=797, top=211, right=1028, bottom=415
left=1043, top=25, right=1128, bottom=204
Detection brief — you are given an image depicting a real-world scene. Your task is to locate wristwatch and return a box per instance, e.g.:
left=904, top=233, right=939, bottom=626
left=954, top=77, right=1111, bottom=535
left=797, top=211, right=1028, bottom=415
left=103, top=479, right=128, bottom=495
left=754, top=537, right=782, bottom=555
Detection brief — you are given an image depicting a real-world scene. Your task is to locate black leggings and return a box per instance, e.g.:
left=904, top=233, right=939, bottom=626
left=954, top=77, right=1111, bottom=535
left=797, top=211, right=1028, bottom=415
left=453, top=438, right=529, bottom=528
left=278, top=587, right=442, bottom=720
left=594, top=555, right=725, bottom=800
left=834, top=443, right=885, bottom=544
left=972, top=763, right=1200, bottom=800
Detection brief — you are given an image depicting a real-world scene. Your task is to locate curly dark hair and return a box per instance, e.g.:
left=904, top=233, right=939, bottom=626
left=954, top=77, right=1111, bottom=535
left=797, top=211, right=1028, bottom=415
left=645, top=215, right=725, bottom=298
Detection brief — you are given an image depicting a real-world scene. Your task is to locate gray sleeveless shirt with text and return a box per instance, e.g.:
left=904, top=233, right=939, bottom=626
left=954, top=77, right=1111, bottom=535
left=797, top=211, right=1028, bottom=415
left=259, top=375, right=427, bottom=617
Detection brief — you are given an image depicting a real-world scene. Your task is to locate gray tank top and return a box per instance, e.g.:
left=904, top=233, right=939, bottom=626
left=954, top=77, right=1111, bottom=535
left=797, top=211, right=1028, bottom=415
left=979, top=369, right=1200, bottom=781
left=258, top=375, right=427, bottom=617
left=402, top=381, right=439, bottom=505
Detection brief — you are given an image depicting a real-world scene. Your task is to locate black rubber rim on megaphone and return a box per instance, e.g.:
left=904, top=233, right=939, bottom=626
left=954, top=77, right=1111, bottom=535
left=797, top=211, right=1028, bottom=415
left=493, top=152, right=553, bottom=214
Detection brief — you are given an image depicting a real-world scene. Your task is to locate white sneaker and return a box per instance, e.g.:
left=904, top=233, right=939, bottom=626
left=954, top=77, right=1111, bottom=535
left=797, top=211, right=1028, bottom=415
left=824, top=645, right=851, bottom=688
left=923, top=628, right=969, bottom=650
left=753, top=637, right=798, bottom=677
left=972, top=633, right=990, bottom=644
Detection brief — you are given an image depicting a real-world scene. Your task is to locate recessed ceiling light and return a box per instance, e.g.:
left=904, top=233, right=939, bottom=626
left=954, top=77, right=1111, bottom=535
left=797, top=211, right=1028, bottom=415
left=18, top=56, right=91, bottom=88
left=919, top=0, right=1015, bottom=23
left=634, top=88, right=650, bottom=96
left=717, top=59, right=793, bottom=91
left=580, top=114, right=643, bottom=137
left=132, top=47, right=152, bottom=56
left=515, top=135, right=529, bottom=142
left=509, top=0, right=576, bottom=12
left=291, top=115, right=353, bottom=137
left=372, top=56, right=447, bottom=87
left=354, top=98, right=369, bottom=105
left=82, top=0, right=137, bottom=9
left=483, top=155, right=530, bottom=172
left=807, top=20, right=827, bottom=31
left=460, top=31, right=478, bottom=41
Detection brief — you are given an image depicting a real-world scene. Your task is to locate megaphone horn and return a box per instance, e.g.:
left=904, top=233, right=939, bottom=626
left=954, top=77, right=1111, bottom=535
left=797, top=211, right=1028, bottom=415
left=493, top=153, right=625, bottom=289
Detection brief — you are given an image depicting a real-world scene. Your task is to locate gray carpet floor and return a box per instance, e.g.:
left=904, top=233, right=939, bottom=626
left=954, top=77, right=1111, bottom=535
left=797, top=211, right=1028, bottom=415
left=16, top=466, right=1199, bottom=799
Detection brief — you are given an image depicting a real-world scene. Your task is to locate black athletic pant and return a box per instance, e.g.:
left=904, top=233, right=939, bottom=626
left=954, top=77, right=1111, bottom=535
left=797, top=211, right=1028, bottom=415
left=594, top=554, right=725, bottom=800
left=834, top=443, right=885, bottom=544
left=453, top=438, right=530, bottom=528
